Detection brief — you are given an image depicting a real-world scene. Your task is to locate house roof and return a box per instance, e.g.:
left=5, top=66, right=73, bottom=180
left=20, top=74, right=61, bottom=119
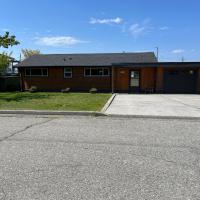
left=113, top=62, right=200, bottom=68
left=16, top=52, right=157, bottom=67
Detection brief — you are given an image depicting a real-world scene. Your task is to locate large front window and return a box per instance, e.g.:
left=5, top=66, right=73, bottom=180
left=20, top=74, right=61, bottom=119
left=84, top=68, right=110, bottom=77
left=25, top=68, right=48, bottom=77
left=64, top=67, right=72, bottom=78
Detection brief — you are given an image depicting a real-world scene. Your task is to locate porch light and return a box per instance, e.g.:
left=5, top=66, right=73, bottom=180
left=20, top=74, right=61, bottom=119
left=189, top=70, right=194, bottom=75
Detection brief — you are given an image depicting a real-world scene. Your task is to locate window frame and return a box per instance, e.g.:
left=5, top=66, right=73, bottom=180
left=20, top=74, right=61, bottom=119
left=84, top=67, right=110, bottom=77
left=25, top=68, right=48, bottom=77
left=64, top=67, right=73, bottom=78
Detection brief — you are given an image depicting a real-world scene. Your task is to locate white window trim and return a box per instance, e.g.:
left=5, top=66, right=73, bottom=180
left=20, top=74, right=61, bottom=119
left=25, top=68, right=48, bottom=77
left=84, top=67, right=110, bottom=77
left=64, top=67, right=72, bottom=78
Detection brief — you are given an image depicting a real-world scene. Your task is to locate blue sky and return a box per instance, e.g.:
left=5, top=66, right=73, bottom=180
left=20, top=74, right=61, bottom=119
left=0, top=0, right=200, bottom=61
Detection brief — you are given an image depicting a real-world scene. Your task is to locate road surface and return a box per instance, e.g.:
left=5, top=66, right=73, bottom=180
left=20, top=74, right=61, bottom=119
left=0, top=114, right=200, bottom=199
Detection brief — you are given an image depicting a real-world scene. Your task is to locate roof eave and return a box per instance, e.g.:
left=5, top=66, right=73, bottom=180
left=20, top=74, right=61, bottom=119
left=112, top=62, right=200, bottom=67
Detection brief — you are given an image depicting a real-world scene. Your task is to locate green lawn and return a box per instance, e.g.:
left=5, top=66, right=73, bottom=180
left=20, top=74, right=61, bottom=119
left=0, top=92, right=111, bottom=111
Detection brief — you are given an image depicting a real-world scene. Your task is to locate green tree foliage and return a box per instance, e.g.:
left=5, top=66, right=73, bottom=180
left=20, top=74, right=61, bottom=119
left=22, top=49, right=41, bottom=59
left=0, top=32, right=19, bottom=74
left=0, top=52, right=11, bottom=74
left=0, top=32, right=20, bottom=48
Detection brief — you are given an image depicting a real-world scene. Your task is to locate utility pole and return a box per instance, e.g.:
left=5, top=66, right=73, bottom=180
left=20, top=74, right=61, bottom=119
left=19, top=53, right=22, bottom=62
left=155, top=47, right=159, bottom=61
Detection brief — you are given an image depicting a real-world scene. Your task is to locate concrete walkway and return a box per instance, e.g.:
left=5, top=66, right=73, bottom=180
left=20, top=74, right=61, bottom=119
left=105, top=94, right=200, bottom=118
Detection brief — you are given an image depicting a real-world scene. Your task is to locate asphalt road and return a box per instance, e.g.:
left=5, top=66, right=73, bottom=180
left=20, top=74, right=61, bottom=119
left=0, top=115, right=200, bottom=200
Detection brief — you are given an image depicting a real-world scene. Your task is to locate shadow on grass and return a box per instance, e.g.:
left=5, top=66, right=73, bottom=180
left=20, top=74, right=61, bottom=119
left=0, top=93, right=50, bottom=102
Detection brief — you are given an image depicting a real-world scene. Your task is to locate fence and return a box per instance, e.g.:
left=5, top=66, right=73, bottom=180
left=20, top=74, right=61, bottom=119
left=0, top=76, right=20, bottom=91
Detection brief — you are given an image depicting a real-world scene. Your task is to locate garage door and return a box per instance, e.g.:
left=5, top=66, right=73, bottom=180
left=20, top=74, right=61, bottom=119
left=164, top=69, right=197, bottom=94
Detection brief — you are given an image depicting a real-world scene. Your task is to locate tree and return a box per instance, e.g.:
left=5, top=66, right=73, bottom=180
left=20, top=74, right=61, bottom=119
left=22, top=49, right=41, bottom=59
left=0, top=32, right=19, bottom=74
left=0, top=52, right=11, bottom=74
left=0, top=32, right=20, bottom=48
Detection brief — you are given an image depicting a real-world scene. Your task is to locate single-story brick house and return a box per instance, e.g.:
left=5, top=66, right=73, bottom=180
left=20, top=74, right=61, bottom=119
left=16, top=52, right=200, bottom=94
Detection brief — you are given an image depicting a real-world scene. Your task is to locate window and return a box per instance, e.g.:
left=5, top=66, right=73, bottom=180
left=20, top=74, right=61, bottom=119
left=42, top=69, right=48, bottom=76
left=25, top=68, right=48, bottom=77
left=103, top=68, right=109, bottom=76
left=84, top=68, right=110, bottom=77
left=85, top=68, right=90, bottom=76
left=25, top=69, right=31, bottom=76
left=64, top=67, right=72, bottom=78
left=130, top=71, right=140, bottom=87
left=131, top=71, right=139, bottom=78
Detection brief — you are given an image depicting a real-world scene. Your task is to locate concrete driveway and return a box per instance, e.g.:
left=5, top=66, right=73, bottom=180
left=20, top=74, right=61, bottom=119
left=105, top=94, right=200, bottom=118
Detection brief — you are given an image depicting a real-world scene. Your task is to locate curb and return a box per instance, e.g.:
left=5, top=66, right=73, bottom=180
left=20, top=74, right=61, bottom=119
left=0, top=110, right=107, bottom=117
left=101, top=94, right=116, bottom=113
left=1, top=109, right=199, bottom=120
left=1, top=110, right=200, bottom=120
left=107, top=114, right=200, bottom=120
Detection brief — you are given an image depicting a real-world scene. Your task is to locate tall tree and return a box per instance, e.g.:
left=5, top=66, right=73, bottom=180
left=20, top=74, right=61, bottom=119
left=0, top=32, right=19, bottom=74
left=0, top=52, right=11, bottom=74
left=0, top=32, right=20, bottom=48
left=22, top=49, right=41, bottom=59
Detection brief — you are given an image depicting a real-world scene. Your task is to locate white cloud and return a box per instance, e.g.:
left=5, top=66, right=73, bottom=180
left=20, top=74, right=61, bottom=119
left=129, top=23, right=147, bottom=36
left=89, top=17, right=123, bottom=25
left=159, top=26, right=169, bottom=31
left=35, top=36, right=88, bottom=47
left=172, top=49, right=185, bottom=54
left=128, top=18, right=153, bottom=38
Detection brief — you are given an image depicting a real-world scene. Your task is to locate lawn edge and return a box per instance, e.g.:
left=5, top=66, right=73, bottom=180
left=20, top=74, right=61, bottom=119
left=0, top=110, right=107, bottom=117
left=101, top=94, right=116, bottom=113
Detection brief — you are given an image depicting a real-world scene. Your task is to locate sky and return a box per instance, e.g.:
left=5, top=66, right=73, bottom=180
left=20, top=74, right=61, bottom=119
left=0, top=0, right=200, bottom=61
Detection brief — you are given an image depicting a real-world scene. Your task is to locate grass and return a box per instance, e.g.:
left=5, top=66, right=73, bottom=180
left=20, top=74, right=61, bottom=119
left=0, top=92, right=111, bottom=111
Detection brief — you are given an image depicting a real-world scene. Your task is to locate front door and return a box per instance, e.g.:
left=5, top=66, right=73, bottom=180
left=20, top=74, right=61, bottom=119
left=130, top=70, right=140, bottom=93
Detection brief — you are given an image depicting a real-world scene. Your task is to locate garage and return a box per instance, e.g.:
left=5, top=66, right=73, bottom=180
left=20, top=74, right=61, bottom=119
left=164, top=69, right=197, bottom=94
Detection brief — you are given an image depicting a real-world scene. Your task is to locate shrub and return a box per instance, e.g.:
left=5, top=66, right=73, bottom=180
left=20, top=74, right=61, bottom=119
left=89, top=88, right=98, bottom=94
left=61, top=87, right=70, bottom=93
left=29, top=86, right=38, bottom=93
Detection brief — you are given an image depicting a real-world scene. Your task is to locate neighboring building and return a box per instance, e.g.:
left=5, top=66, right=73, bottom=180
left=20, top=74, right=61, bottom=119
left=0, top=54, right=19, bottom=75
left=0, top=56, right=20, bottom=91
left=6, top=57, right=19, bottom=75
left=16, top=52, right=200, bottom=94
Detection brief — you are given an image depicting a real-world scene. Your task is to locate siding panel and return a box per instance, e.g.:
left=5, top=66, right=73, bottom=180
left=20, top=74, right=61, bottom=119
left=22, top=67, right=111, bottom=91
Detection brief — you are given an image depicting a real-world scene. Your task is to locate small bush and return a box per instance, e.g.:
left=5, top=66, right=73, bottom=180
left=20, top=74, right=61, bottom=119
left=29, top=86, right=38, bottom=93
left=89, top=88, right=98, bottom=94
left=61, top=87, right=70, bottom=93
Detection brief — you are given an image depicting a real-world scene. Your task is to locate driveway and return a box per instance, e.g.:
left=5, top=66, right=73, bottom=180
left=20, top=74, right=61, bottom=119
left=105, top=94, right=200, bottom=118
left=0, top=115, right=200, bottom=199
